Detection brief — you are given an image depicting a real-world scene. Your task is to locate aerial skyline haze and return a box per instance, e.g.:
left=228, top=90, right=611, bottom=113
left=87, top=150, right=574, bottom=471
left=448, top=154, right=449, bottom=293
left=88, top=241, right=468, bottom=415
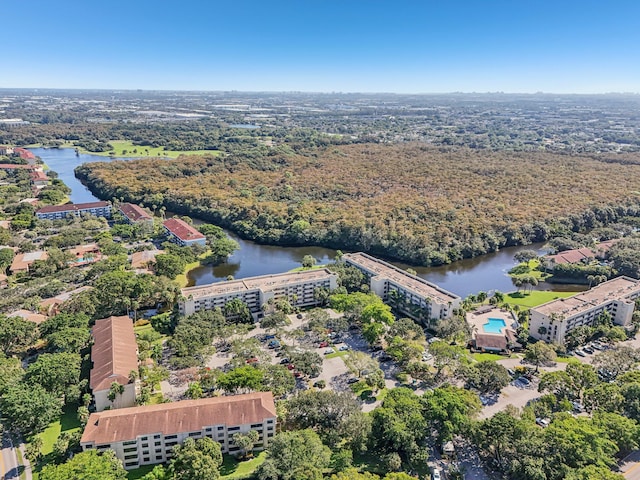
left=3, top=0, right=640, bottom=93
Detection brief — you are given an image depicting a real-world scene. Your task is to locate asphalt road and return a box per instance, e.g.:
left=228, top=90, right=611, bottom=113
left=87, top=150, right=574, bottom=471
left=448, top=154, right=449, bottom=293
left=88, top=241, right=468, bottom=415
left=0, top=433, right=21, bottom=480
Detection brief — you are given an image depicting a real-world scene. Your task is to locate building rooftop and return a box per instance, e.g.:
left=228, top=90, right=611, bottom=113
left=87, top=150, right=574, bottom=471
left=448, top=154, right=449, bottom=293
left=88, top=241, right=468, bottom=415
left=8, top=309, right=47, bottom=324
left=131, top=249, right=164, bottom=270
left=119, top=203, right=152, bottom=222
left=533, top=276, right=640, bottom=318
left=37, top=201, right=110, bottom=215
left=10, top=250, right=48, bottom=272
left=182, top=269, right=337, bottom=301
left=344, top=252, right=460, bottom=304
left=81, top=392, right=276, bottom=445
left=0, top=163, right=37, bottom=170
left=89, top=316, right=139, bottom=392
left=163, top=218, right=205, bottom=242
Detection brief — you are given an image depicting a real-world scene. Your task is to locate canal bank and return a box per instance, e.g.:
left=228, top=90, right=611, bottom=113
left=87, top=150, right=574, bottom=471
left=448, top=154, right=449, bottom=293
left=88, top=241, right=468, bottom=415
left=31, top=147, right=586, bottom=297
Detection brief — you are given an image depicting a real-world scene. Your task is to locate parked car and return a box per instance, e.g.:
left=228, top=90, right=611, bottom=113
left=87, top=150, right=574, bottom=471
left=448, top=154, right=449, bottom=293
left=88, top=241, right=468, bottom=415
left=380, top=354, right=393, bottom=362
left=246, top=357, right=259, bottom=364
left=536, top=417, right=550, bottom=427
left=324, top=348, right=335, bottom=355
left=280, top=358, right=290, bottom=364
left=518, top=376, right=530, bottom=386
left=296, top=313, right=303, bottom=319
left=432, top=468, right=441, bottom=480
left=575, top=350, right=586, bottom=357
left=583, top=346, right=594, bottom=354
left=347, top=377, right=359, bottom=384
left=319, top=341, right=329, bottom=348
left=507, top=368, right=516, bottom=376
left=422, top=353, right=433, bottom=361
left=287, top=363, right=295, bottom=370
left=338, top=345, right=349, bottom=351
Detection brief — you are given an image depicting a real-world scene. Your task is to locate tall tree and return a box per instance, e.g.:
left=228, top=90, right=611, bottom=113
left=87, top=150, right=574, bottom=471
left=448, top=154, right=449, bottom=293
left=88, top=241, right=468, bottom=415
left=167, top=437, right=223, bottom=480
left=39, top=450, right=127, bottom=480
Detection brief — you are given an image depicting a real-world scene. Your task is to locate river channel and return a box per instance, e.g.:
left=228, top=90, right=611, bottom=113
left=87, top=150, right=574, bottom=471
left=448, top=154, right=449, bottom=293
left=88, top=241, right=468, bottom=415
left=32, top=147, right=584, bottom=298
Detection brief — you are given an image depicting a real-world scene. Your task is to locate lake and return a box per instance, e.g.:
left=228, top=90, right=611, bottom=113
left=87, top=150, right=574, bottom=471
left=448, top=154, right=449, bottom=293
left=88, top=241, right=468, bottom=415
left=32, top=147, right=582, bottom=298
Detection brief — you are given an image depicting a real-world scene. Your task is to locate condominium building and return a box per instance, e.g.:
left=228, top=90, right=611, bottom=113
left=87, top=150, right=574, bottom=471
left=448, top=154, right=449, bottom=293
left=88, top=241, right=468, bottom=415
left=179, top=269, right=339, bottom=317
left=119, top=203, right=153, bottom=225
left=36, top=201, right=112, bottom=220
left=80, top=392, right=277, bottom=470
left=163, top=218, right=206, bottom=247
left=343, top=252, right=461, bottom=322
left=529, top=276, right=640, bottom=344
left=90, top=316, right=139, bottom=412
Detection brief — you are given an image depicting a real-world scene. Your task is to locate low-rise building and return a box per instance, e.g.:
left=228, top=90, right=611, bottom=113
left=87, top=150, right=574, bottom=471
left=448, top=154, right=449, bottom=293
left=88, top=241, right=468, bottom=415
left=40, top=285, right=93, bottom=316
left=67, top=243, right=102, bottom=267
left=529, top=276, right=640, bottom=343
left=36, top=201, right=112, bottom=220
left=467, top=306, right=520, bottom=353
left=119, top=203, right=153, bottom=225
left=131, top=249, right=164, bottom=274
left=343, top=252, right=461, bottom=323
left=179, top=269, right=338, bottom=317
left=0, top=146, right=14, bottom=155
left=29, top=170, right=49, bottom=187
left=80, top=392, right=277, bottom=470
left=9, top=250, right=48, bottom=274
left=89, top=316, right=139, bottom=412
left=163, top=218, right=206, bottom=247
left=7, top=309, right=47, bottom=325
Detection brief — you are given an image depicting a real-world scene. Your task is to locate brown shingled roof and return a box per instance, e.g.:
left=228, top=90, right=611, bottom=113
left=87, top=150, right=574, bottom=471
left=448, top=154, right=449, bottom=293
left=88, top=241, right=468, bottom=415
left=37, top=201, right=110, bottom=214
left=90, top=316, right=138, bottom=392
left=474, top=333, right=508, bottom=351
left=163, top=218, right=205, bottom=242
left=81, top=392, right=276, bottom=445
left=119, top=203, right=152, bottom=222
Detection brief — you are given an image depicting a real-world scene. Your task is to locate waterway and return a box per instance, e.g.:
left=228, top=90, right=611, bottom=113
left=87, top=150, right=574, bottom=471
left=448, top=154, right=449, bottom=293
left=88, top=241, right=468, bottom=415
left=32, top=147, right=585, bottom=298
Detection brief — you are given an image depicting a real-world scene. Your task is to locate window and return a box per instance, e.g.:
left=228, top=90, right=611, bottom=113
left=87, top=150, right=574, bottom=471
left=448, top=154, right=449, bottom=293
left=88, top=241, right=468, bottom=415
left=228, top=426, right=240, bottom=432
left=143, top=457, right=150, bottom=463
left=124, top=454, right=138, bottom=460
left=166, top=435, right=177, bottom=440
left=251, top=423, right=262, bottom=428
left=188, top=432, right=200, bottom=437
left=125, top=461, right=138, bottom=468
left=217, top=426, right=224, bottom=431
left=124, top=447, right=137, bottom=454
left=154, top=434, right=161, bottom=439
left=123, top=440, right=136, bottom=446
left=154, top=441, right=161, bottom=446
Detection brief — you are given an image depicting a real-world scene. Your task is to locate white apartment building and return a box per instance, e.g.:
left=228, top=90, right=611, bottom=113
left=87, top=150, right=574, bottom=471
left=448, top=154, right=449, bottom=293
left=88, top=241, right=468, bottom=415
left=89, top=316, right=139, bottom=412
left=343, top=252, right=461, bottom=323
left=179, top=269, right=338, bottom=317
left=36, top=201, right=112, bottom=220
left=80, top=392, right=277, bottom=470
left=529, top=276, right=640, bottom=344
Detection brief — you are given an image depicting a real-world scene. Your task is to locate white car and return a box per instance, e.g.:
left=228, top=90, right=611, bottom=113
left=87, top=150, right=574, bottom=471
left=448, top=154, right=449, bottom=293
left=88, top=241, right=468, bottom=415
left=324, top=348, right=335, bottom=355
left=338, top=345, right=349, bottom=351
left=432, top=468, right=441, bottom=480
left=422, top=353, right=433, bottom=361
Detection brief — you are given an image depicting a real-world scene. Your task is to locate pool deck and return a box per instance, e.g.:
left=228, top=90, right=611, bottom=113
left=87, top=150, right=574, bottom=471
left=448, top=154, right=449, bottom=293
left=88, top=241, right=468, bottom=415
left=467, top=307, right=517, bottom=338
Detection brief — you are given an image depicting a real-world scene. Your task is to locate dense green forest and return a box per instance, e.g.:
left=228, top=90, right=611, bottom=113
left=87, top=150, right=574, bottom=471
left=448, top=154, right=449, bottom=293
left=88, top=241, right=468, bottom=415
left=77, top=143, right=640, bottom=266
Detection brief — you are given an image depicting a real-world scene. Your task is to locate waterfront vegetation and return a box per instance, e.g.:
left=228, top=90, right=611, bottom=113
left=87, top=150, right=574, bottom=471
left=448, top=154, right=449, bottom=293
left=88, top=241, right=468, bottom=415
left=57, top=140, right=223, bottom=159
left=76, top=143, right=640, bottom=266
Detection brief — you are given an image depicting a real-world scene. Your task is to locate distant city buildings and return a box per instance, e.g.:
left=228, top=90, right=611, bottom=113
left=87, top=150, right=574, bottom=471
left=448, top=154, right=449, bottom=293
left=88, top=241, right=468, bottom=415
left=179, top=269, right=338, bottom=317
left=343, top=252, right=461, bottom=322
left=36, top=201, right=112, bottom=220
left=89, top=316, right=139, bottom=412
left=163, top=218, right=206, bottom=247
left=529, top=276, right=640, bottom=343
left=80, top=392, right=277, bottom=470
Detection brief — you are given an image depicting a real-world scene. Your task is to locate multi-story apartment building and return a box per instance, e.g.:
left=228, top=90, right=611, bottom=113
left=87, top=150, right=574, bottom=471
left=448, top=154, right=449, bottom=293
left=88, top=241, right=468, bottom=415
left=163, top=218, right=206, bottom=247
left=529, top=276, right=640, bottom=343
left=119, top=203, right=154, bottom=225
left=90, top=316, right=139, bottom=412
left=36, top=201, right=112, bottom=220
left=80, top=392, right=277, bottom=470
left=343, top=252, right=461, bottom=323
left=179, top=269, right=339, bottom=317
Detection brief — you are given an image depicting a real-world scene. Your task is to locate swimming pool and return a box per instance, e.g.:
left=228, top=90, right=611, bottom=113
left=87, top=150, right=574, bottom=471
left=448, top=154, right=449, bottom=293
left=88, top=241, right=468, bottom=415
left=483, top=318, right=507, bottom=334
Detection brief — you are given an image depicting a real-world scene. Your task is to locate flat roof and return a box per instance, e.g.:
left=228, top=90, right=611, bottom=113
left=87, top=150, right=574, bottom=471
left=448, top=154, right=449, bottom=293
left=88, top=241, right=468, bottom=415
left=182, top=268, right=337, bottom=301
left=344, top=252, right=460, bottom=304
left=81, top=392, right=276, bottom=445
left=533, top=276, right=640, bottom=318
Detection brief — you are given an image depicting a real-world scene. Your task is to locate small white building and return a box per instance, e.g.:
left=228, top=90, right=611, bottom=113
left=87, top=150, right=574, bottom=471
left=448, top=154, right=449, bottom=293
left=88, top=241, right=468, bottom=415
left=89, top=316, right=139, bottom=412
left=80, top=392, right=277, bottom=470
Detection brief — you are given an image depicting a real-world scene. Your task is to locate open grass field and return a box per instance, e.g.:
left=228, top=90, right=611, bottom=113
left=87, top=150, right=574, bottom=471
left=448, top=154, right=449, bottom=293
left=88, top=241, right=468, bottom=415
left=219, top=451, right=267, bottom=479
left=176, top=250, right=211, bottom=288
left=509, top=259, right=552, bottom=281
left=504, top=290, right=578, bottom=308
left=471, top=352, right=515, bottom=362
left=55, top=140, right=221, bottom=159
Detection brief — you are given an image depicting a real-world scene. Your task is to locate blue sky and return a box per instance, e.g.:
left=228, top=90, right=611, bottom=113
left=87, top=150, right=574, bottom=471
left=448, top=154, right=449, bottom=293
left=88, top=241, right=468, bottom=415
left=3, top=0, right=640, bottom=93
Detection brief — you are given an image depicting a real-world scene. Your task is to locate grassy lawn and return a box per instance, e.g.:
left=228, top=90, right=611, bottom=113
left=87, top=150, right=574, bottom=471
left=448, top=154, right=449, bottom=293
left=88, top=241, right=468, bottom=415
left=504, top=290, right=578, bottom=308
left=219, top=451, right=267, bottom=479
left=471, top=352, right=515, bottom=362
left=175, top=250, right=211, bottom=288
left=127, top=464, right=157, bottom=479
left=509, top=259, right=552, bottom=281
left=325, top=349, right=349, bottom=359
left=30, top=404, right=82, bottom=479
left=53, top=140, right=222, bottom=159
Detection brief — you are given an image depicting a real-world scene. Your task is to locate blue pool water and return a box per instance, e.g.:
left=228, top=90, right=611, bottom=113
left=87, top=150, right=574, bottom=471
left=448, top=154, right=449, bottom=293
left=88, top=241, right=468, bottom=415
left=483, top=318, right=507, bottom=334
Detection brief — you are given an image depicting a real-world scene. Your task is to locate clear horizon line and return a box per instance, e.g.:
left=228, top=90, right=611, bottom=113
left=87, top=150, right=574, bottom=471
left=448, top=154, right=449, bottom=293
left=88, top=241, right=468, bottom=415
left=0, top=86, right=638, bottom=96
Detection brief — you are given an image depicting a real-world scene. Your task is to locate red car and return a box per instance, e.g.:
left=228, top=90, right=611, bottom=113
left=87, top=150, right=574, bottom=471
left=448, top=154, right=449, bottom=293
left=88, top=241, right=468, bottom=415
left=287, top=364, right=295, bottom=370
left=319, top=341, right=329, bottom=348
left=294, top=371, right=302, bottom=378
left=246, top=357, right=259, bottom=364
